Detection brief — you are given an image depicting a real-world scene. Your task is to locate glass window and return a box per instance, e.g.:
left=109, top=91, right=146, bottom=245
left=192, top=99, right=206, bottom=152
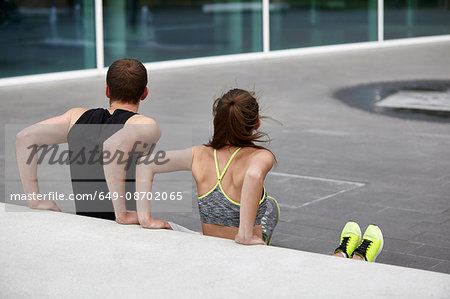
left=0, top=0, right=96, bottom=78
left=103, top=0, right=263, bottom=66
left=384, top=0, right=450, bottom=39
left=270, top=0, right=378, bottom=50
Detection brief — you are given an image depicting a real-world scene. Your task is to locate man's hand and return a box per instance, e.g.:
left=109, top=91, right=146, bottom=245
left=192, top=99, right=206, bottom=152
left=29, top=200, right=62, bottom=212
left=139, top=218, right=172, bottom=230
left=115, top=211, right=139, bottom=225
left=235, top=233, right=266, bottom=246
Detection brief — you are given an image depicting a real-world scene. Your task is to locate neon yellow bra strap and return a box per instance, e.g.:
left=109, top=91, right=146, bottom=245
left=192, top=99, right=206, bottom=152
left=213, top=147, right=242, bottom=181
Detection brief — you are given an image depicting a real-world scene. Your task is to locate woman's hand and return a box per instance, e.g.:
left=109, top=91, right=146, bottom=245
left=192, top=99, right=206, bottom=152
left=235, top=233, right=266, bottom=245
left=140, top=218, right=172, bottom=230
left=116, top=212, right=171, bottom=229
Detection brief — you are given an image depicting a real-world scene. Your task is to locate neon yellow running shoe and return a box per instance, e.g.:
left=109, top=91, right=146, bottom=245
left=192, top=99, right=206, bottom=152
left=334, top=221, right=361, bottom=258
left=353, top=224, right=384, bottom=262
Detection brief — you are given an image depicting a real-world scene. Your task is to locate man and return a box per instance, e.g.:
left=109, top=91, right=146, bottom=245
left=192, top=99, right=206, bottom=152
left=16, top=58, right=170, bottom=229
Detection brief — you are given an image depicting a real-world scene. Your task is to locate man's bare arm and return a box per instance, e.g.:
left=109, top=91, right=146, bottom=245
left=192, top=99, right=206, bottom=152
left=15, top=108, right=85, bottom=211
left=103, top=116, right=162, bottom=225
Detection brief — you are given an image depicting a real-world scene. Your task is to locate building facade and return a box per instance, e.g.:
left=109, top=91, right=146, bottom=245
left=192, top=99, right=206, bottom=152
left=0, top=0, right=449, bottom=85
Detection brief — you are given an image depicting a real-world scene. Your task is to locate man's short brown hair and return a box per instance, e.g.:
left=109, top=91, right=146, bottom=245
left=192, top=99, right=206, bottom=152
left=106, top=58, right=148, bottom=104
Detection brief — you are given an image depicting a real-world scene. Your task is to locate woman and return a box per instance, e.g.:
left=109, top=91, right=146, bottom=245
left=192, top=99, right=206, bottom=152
left=136, top=88, right=384, bottom=261
left=135, top=88, right=280, bottom=245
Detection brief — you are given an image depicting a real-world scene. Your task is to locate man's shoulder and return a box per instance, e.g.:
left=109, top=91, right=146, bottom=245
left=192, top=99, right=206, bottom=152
left=125, top=114, right=157, bottom=125
left=68, top=107, right=88, bottom=125
left=121, top=115, right=161, bottom=142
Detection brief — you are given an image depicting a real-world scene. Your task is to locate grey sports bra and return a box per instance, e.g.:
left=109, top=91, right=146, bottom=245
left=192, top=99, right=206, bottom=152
left=197, top=147, right=268, bottom=227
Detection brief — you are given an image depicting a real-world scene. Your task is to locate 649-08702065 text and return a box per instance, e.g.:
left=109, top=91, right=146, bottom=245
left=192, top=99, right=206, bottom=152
left=9, top=191, right=184, bottom=202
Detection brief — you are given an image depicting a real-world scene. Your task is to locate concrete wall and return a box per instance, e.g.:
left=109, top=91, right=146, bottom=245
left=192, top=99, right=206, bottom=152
left=1, top=203, right=449, bottom=298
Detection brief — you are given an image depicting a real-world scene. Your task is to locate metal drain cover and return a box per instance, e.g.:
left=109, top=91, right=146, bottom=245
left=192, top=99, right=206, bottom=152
left=334, top=80, right=450, bottom=122
left=375, top=90, right=450, bottom=112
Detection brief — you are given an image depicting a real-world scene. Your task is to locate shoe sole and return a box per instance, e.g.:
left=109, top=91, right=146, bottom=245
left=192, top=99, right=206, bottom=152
left=266, top=196, right=280, bottom=246
left=371, top=225, right=384, bottom=262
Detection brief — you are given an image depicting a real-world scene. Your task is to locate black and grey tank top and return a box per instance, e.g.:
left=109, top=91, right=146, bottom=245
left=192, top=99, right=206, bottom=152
left=198, top=147, right=268, bottom=227
left=67, top=108, right=137, bottom=220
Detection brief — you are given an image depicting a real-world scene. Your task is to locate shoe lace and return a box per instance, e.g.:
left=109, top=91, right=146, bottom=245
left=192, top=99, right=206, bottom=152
left=354, top=239, right=373, bottom=257
left=337, top=237, right=350, bottom=251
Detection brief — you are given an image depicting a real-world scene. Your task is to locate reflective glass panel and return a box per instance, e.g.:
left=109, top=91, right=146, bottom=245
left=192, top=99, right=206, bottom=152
left=384, top=0, right=450, bottom=39
left=0, top=0, right=96, bottom=78
left=270, top=0, right=378, bottom=50
left=103, top=0, right=263, bottom=65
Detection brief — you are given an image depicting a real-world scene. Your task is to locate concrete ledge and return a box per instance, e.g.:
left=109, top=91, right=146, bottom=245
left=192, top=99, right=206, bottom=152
left=1, top=203, right=449, bottom=298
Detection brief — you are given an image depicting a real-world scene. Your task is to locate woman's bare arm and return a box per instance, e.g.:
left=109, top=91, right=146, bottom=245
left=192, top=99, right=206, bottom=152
left=235, top=150, right=274, bottom=245
left=134, top=147, right=193, bottom=228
